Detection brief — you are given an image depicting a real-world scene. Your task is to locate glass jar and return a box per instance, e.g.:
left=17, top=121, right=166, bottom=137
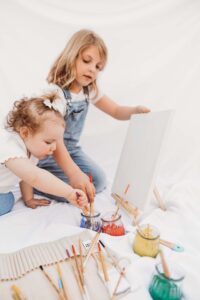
left=101, top=211, right=125, bottom=236
left=149, top=262, right=185, bottom=300
left=133, top=224, right=160, bottom=257
left=80, top=211, right=101, bottom=232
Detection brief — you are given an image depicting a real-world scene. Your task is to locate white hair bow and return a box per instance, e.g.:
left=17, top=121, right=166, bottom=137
left=43, top=98, right=65, bottom=116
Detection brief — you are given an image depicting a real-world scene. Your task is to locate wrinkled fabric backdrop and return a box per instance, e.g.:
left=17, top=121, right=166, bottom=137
left=0, top=0, right=200, bottom=180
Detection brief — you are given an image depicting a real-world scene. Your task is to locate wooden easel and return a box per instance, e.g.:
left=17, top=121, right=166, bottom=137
left=111, top=185, right=166, bottom=224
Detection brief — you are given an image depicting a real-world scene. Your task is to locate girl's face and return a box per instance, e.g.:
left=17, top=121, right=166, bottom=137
left=20, top=119, right=65, bottom=160
left=73, top=45, right=104, bottom=92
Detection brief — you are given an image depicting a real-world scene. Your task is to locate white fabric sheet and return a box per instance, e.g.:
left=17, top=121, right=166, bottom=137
left=0, top=1, right=200, bottom=299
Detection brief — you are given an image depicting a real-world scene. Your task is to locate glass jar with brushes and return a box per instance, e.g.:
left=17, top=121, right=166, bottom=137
left=101, top=211, right=125, bottom=236
left=80, top=211, right=101, bottom=232
left=133, top=224, right=160, bottom=257
left=149, top=262, right=185, bottom=300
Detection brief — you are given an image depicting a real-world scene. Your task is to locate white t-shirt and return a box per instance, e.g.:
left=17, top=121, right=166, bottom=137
left=48, top=83, right=103, bottom=104
left=0, top=128, right=38, bottom=193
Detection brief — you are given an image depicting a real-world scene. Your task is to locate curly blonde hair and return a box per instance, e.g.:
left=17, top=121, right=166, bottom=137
left=47, top=29, right=108, bottom=96
left=6, top=91, right=65, bottom=133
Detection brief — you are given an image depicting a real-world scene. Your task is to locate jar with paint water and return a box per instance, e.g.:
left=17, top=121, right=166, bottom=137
left=133, top=224, right=160, bottom=257
left=80, top=211, right=101, bottom=232
left=149, top=262, right=185, bottom=300
left=101, top=211, right=125, bottom=236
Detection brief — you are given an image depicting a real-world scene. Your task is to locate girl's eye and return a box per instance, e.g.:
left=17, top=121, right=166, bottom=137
left=83, top=59, right=90, bottom=63
left=45, top=141, right=52, bottom=145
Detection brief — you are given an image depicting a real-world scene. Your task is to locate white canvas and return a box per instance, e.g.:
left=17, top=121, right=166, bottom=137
left=112, top=110, right=174, bottom=210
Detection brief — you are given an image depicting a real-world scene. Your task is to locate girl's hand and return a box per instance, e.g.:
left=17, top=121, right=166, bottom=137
left=23, top=198, right=51, bottom=209
left=69, top=171, right=95, bottom=203
left=67, top=189, right=89, bottom=210
left=134, top=106, right=151, bottom=114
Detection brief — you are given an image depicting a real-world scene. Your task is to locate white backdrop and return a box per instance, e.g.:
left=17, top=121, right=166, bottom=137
left=1, top=2, right=200, bottom=299
left=1, top=0, right=200, bottom=180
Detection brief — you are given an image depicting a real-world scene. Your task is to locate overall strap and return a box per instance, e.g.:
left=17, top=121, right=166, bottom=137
left=63, top=89, right=72, bottom=107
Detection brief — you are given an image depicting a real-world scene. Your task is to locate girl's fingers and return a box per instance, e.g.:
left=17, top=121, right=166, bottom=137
left=24, top=198, right=51, bottom=209
left=85, top=183, right=95, bottom=203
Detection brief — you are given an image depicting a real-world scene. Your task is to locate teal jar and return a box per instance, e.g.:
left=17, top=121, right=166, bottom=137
left=149, top=263, right=185, bottom=300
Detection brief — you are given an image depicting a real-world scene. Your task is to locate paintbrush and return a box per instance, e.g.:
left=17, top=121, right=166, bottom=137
left=97, top=242, right=109, bottom=284
left=113, top=184, right=130, bottom=219
left=99, top=240, right=118, bottom=268
left=160, top=239, right=184, bottom=252
left=79, top=239, right=84, bottom=273
left=159, top=250, right=170, bottom=278
left=11, top=285, right=26, bottom=300
left=89, top=173, right=94, bottom=224
left=57, top=263, right=71, bottom=300
left=66, top=249, right=90, bottom=300
left=66, top=250, right=85, bottom=297
left=83, top=230, right=101, bottom=268
left=99, top=239, right=131, bottom=287
left=72, top=244, right=84, bottom=287
left=39, top=265, right=65, bottom=300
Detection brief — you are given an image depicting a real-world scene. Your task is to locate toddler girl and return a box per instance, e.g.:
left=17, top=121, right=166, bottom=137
left=0, top=91, right=88, bottom=216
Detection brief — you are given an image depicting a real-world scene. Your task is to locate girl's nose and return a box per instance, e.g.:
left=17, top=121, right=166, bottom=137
left=89, top=64, right=96, bottom=74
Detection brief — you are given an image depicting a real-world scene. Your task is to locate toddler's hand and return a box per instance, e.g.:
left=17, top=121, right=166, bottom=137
left=23, top=198, right=51, bottom=209
left=67, top=189, right=89, bottom=210
left=134, top=106, right=150, bottom=114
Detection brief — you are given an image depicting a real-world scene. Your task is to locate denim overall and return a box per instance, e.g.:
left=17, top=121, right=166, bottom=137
left=35, top=88, right=106, bottom=201
left=0, top=192, right=15, bottom=216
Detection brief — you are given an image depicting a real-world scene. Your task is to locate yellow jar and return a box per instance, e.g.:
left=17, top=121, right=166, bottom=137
left=133, top=224, right=160, bottom=257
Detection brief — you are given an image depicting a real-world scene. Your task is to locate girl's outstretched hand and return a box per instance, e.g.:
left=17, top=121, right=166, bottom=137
left=134, top=106, right=151, bottom=114
left=67, top=189, right=89, bottom=210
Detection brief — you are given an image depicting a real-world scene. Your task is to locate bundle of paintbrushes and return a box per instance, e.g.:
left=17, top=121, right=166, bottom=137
left=0, top=229, right=140, bottom=299
left=0, top=231, right=117, bottom=299
left=80, top=173, right=102, bottom=232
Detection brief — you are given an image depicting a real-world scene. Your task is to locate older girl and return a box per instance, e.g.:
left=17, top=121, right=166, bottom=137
left=35, top=29, right=150, bottom=202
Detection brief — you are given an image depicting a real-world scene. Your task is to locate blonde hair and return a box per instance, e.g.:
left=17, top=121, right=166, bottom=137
left=6, top=91, right=65, bottom=133
left=47, top=29, right=108, bottom=95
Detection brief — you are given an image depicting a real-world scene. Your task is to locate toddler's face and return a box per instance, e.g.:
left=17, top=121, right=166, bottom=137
left=23, top=119, right=65, bottom=159
left=74, top=45, right=104, bottom=90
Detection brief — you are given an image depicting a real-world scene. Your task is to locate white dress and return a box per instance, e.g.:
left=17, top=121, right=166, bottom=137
left=0, top=128, right=38, bottom=194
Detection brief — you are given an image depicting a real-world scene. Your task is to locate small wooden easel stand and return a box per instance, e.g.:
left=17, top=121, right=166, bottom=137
left=111, top=186, right=166, bottom=226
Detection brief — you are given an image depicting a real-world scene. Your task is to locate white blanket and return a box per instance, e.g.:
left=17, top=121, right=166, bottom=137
left=0, top=129, right=200, bottom=300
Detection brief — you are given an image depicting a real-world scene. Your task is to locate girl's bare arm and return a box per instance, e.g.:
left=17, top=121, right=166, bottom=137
left=95, top=95, right=150, bottom=120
